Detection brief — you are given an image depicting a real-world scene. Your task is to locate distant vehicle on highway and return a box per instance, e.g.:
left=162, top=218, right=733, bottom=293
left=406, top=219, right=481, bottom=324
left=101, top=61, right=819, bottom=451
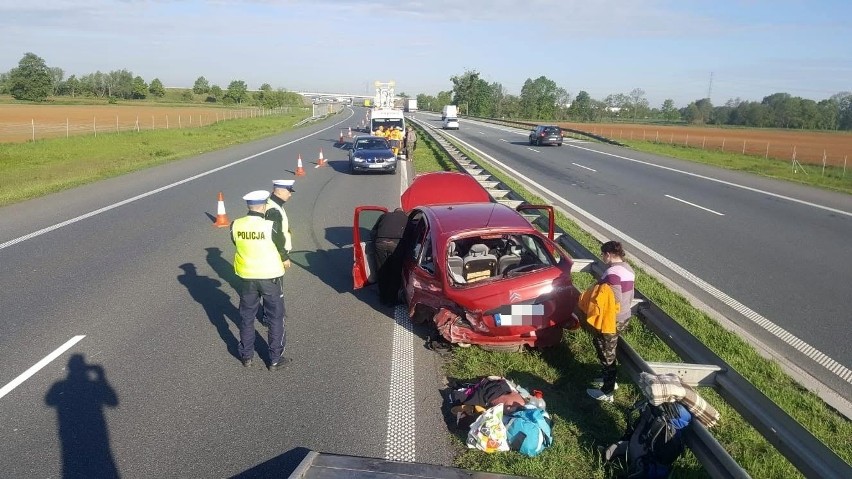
left=529, top=125, right=563, bottom=146
left=443, top=117, right=459, bottom=130
left=352, top=172, right=580, bottom=351
left=348, top=135, right=397, bottom=174
left=442, top=104, right=457, bottom=121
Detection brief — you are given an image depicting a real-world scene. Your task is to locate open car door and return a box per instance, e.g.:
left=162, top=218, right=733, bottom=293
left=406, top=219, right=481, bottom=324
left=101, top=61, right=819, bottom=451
left=516, top=205, right=555, bottom=240
left=353, top=206, right=388, bottom=289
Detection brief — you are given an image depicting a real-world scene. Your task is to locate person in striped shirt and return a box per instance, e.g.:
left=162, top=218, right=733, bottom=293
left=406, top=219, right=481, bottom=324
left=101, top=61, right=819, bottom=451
left=588, top=241, right=636, bottom=402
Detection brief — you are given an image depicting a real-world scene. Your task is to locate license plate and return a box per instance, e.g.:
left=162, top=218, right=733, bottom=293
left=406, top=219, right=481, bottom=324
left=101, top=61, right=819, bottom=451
left=368, top=163, right=383, bottom=168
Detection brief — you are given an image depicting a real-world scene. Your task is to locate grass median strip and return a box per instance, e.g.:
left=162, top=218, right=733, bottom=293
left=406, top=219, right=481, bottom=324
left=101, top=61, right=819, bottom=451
left=620, top=139, right=852, bottom=195
left=422, top=134, right=851, bottom=478
left=0, top=110, right=311, bottom=206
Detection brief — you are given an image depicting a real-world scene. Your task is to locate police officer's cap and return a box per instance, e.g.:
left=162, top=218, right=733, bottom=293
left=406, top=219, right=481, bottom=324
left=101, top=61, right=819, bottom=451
left=272, top=179, right=295, bottom=192
left=243, top=190, right=270, bottom=205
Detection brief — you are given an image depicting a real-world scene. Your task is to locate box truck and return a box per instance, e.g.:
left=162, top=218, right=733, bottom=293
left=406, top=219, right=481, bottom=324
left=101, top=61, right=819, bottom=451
left=442, top=105, right=458, bottom=120
left=404, top=99, right=418, bottom=112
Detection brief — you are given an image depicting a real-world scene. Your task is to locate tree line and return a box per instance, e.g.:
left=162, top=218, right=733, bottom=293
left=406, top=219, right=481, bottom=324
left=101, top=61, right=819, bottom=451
left=412, top=70, right=852, bottom=131
left=0, top=52, right=304, bottom=108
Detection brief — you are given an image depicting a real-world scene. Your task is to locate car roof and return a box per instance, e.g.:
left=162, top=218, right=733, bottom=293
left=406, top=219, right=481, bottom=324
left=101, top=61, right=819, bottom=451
left=354, top=135, right=387, bottom=141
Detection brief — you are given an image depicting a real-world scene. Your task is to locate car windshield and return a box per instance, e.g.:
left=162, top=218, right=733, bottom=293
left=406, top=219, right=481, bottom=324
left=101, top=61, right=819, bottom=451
left=357, top=139, right=389, bottom=150
left=446, top=233, right=556, bottom=286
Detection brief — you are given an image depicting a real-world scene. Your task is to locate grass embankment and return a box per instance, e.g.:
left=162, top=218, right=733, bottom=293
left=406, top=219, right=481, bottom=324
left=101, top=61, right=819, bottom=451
left=408, top=129, right=851, bottom=478
left=0, top=110, right=311, bottom=206
left=621, top=140, right=851, bottom=195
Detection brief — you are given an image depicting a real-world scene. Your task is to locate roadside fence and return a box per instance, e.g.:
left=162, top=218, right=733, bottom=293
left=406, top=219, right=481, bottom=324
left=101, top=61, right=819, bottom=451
left=0, top=106, right=302, bottom=144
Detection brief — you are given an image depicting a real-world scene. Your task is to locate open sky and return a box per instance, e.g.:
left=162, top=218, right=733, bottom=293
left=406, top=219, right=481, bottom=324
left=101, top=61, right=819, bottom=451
left=1, top=0, right=850, bottom=107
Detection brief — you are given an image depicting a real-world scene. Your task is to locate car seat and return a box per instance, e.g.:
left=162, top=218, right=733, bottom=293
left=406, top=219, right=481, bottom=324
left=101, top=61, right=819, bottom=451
left=462, top=243, right=498, bottom=283
left=497, top=244, right=522, bottom=275
left=447, top=241, right=465, bottom=284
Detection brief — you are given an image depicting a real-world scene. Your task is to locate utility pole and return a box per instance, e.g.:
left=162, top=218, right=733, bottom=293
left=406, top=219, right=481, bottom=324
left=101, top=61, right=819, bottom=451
left=708, top=72, right=714, bottom=102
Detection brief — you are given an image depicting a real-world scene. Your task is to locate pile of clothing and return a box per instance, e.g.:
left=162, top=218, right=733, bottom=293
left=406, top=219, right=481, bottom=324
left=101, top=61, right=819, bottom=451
left=448, top=376, right=553, bottom=457
left=600, top=372, right=721, bottom=478
left=638, top=372, right=720, bottom=428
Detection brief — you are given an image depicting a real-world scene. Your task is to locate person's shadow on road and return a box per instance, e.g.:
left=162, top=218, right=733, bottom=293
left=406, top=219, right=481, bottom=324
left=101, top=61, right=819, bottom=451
left=196, top=249, right=270, bottom=361
left=178, top=262, right=242, bottom=359
left=45, top=354, right=120, bottom=479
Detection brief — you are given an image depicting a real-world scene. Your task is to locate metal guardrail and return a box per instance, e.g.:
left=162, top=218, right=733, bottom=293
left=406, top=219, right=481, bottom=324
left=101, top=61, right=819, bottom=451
left=407, top=116, right=852, bottom=478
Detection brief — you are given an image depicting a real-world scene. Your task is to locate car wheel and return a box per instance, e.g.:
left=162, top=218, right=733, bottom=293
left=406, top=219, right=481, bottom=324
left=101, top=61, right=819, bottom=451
left=557, top=143, right=563, bottom=147
left=349, top=162, right=357, bottom=174
left=529, top=138, right=534, bottom=145
left=480, top=343, right=525, bottom=353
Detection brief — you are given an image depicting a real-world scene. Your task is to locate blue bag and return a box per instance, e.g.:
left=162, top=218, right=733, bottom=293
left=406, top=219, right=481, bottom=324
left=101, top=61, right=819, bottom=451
left=503, top=407, right=553, bottom=457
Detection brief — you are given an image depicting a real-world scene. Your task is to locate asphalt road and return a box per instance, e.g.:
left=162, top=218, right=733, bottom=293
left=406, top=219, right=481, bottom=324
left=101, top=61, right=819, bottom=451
left=0, top=109, right=454, bottom=477
left=413, top=112, right=852, bottom=402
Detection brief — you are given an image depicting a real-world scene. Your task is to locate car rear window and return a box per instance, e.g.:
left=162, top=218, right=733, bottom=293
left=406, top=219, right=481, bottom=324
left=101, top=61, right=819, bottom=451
left=543, top=127, right=561, bottom=134
left=447, top=233, right=556, bottom=286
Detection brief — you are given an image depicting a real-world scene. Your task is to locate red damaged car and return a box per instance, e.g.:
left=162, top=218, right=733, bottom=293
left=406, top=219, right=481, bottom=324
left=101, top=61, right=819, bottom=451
left=353, top=172, right=580, bottom=351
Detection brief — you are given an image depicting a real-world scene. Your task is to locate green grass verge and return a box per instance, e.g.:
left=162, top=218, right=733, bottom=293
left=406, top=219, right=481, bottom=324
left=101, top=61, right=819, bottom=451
left=0, top=109, right=311, bottom=206
left=621, top=140, right=852, bottom=195
left=420, top=134, right=851, bottom=478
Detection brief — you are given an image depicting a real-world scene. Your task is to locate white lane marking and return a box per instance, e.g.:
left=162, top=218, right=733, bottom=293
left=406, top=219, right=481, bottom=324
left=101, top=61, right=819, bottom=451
left=443, top=134, right=852, bottom=384
left=572, top=163, right=597, bottom=172
left=499, top=139, right=508, bottom=142
left=399, top=158, right=410, bottom=198
left=527, top=147, right=540, bottom=153
left=665, top=194, right=725, bottom=216
left=0, top=113, right=355, bottom=252
left=0, top=335, right=86, bottom=400
left=566, top=143, right=851, bottom=217
left=384, top=304, right=415, bottom=462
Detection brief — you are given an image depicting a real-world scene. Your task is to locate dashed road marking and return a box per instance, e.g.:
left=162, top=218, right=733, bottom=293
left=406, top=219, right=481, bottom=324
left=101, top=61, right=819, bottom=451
left=572, top=163, right=597, bottom=172
left=665, top=194, right=725, bottom=216
left=0, top=335, right=86, bottom=400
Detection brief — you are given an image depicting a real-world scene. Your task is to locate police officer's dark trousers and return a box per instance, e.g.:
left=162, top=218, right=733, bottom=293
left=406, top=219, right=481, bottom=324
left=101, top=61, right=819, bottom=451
left=238, top=277, right=286, bottom=363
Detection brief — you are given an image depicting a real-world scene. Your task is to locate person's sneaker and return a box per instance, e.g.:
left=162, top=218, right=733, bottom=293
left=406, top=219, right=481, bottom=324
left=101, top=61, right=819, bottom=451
left=268, top=357, right=292, bottom=371
left=592, top=378, right=619, bottom=390
left=240, top=357, right=253, bottom=368
left=587, top=388, right=614, bottom=402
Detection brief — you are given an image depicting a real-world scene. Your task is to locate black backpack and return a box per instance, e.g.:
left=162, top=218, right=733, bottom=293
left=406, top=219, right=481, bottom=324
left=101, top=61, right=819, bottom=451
left=604, top=401, right=692, bottom=479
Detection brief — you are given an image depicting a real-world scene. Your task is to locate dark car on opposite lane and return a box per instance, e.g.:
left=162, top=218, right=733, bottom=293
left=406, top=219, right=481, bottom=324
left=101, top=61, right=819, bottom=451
left=529, top=125, right=563, bottom=146
left=348, top=135, right=398, bottom=174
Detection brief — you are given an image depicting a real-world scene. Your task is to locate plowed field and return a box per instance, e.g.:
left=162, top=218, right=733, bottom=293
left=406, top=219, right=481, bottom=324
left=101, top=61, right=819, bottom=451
left=559, top=122, right=852, bottom=167
left=0, top=104, right=256, bottom=143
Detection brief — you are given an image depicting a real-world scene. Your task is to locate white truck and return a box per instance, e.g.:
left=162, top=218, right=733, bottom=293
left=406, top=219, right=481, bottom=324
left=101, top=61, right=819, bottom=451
left=404, top=98, right=418, bottom=112
left=442, top=104, right=458, bottom=121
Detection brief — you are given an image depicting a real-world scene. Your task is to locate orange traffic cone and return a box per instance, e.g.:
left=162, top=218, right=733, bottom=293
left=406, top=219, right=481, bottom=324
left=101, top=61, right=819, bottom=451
left=339, top=130, right=344, bottom=143
left=213, top=192, right=230, bottom=227
left=347, top=127, right=352, bottom=138
left=317, top=148, right=327, bottom=167
left=295, top=155, right=306, bottom=176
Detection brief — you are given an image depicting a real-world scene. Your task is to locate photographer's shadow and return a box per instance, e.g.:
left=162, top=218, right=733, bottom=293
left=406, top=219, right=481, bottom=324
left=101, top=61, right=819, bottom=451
left=45, top=354, right=119, bottom=479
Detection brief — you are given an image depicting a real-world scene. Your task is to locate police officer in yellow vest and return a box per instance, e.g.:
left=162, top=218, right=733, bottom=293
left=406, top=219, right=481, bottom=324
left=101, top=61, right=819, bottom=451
left=230, top=190, right=291, bottom=371
left=266, top=180, right=294, bottom=255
